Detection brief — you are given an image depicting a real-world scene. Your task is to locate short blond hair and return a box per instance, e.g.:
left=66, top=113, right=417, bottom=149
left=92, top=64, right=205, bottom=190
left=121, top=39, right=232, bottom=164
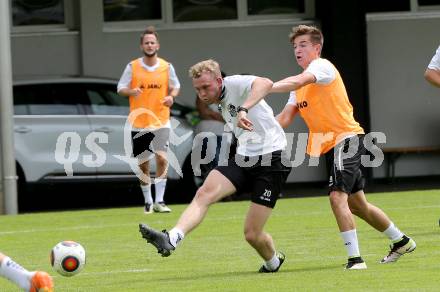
left=189, top=59, right=222, bottom=79
left=289, top=24, right=323, bottom=47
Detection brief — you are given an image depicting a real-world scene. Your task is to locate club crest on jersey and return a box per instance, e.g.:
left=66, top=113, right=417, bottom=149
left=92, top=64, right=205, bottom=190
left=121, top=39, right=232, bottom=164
left=227, top=104, right=237, bottom=117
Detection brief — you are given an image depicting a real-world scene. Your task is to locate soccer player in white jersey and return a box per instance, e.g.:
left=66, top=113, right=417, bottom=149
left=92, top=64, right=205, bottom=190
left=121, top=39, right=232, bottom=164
left=139, top=59, right=292, bottom=273
left=424, top=45, right=440, bottom=87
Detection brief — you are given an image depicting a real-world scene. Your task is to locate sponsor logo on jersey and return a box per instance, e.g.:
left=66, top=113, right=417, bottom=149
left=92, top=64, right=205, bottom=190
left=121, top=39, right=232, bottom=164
left=296, top=101, right=308, bottom=109
left=147, top=84, right=162, bottom=89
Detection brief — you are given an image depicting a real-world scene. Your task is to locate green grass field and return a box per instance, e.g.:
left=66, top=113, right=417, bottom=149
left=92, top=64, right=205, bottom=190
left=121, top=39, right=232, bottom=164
left=1, top=189, right=439, bottom=291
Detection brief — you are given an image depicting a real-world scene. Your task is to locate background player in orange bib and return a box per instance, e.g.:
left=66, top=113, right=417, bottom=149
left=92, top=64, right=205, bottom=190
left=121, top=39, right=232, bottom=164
left=118, top=26, right=180, bottom=214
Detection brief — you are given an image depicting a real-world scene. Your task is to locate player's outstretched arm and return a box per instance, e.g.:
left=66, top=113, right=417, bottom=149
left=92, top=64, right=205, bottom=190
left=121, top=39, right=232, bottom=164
left=271, top=72, right=316, bottom=93
left=241, top=77, right=273, bottom=110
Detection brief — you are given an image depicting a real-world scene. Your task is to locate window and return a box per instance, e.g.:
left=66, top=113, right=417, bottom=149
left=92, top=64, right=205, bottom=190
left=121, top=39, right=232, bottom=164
left=366, top=0, right=410, bottom=13
left=103, top=0, right=161, bottom=22
left=173, top=0, right=237, bottom=22
left=13, top=84, right=86, bottom=115
left=85, top=84, right=129, bottom=115
left=418, top=0, right=440, bottom=5
left=102, top=0, right=311, bottom=25
left=247, top=0, right=304, bottom=15
left=12, top=0, right=65, bottom=26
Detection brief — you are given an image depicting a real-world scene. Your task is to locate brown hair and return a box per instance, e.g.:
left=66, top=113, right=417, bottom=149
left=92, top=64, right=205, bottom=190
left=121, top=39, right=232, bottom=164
left=189, top=59, right=222, bottom=79
left=140, top=26, right=159, bottom=44
left=289, top=25, right=323, bottom=47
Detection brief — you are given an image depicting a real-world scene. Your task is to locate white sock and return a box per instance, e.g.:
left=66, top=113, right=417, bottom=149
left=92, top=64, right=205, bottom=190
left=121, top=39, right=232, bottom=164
left=168, top=228, right=185, bottom=248
left=0, top=257, right=33, bottom=290
left=154, top=179, right=167, bottom=203
left=140, top=184, right=153, bottom=205
left=264, top=252, right=280, bottom=271
left=383, top=222, right=404, bottom=242
left=340, top=229, right=361, bottom=258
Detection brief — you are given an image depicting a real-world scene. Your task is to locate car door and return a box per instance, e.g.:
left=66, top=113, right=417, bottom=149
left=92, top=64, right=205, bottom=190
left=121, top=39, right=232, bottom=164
left=82, top=83, right=140, bottom=177
left=83, top=82, right=195, bottom=181
left=13, top=83, right=95, bottom=183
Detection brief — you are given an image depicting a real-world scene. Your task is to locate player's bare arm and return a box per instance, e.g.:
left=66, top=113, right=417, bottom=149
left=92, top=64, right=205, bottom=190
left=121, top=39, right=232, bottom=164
left=118, top=87, right=143, bottom=97
left=276, top=103, right=298, bottom=128
left=271, top=72, right=316, bottom=93
left=237, top=77, right=273, bottom=131
left=164, top=87, right=179, bottom=107
left=424, top=68, right=440, bottom=88
left=241, top=77, right=273, bottom=109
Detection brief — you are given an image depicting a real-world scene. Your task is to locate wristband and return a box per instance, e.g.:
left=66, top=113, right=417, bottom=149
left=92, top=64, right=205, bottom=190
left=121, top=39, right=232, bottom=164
left=237, top=106, right=248, bottom=113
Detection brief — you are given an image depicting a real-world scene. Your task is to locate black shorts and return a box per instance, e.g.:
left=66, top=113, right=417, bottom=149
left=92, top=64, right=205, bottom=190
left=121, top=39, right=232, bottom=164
left=131, top=128, right=170, bottom=159
left=215, top=150, right=292, bottom=208
left=325, top=135, right=366, bottom=195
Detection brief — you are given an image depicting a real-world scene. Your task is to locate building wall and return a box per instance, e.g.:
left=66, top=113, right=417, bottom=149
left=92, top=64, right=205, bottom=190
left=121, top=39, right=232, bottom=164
left=10, top=2, right=440, bottom=182
left=11, top=31, right=81, bottom=77
left=366, top=13, right=440, bottom=178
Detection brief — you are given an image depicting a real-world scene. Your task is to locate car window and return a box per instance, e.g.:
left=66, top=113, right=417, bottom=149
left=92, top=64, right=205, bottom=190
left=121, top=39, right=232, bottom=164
left=13, top=83, right=87, bottom=115
left=84, top=84, right=129, bottom=115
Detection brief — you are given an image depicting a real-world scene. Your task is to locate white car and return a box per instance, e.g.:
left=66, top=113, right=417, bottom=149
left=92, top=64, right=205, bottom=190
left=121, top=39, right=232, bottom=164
left=13, top=77, right=197, bottom=203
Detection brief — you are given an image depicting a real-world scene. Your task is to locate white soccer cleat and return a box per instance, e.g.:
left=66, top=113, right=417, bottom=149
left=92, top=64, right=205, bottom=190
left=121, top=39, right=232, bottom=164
left=380, top=235, right=416, bottom=264
left=153, top=202, right=171, bottom=213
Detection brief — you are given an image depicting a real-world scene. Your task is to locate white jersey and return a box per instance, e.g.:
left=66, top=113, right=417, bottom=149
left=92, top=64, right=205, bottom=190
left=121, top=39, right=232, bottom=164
left=219, top=75, right=287, bottom=156
left=287, top=58, right=336, bottom=105
left=428, top=45, right=440, bottom=70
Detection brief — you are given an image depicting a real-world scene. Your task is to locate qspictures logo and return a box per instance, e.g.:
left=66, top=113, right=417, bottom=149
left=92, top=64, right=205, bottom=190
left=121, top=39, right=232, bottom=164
left=54, top=109, right=388, bottom=184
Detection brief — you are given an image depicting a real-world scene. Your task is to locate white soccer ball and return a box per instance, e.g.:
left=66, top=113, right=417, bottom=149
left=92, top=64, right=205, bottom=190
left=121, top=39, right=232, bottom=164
left=50, top=241, right=86, bottom=277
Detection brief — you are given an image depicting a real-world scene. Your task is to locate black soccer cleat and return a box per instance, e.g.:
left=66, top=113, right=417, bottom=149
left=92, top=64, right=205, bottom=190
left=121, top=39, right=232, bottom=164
left=139, top=223, right=175, bottom=257
left=258, top=252, right=286, bottom=273
left=345, top=256, right=367, bottom=270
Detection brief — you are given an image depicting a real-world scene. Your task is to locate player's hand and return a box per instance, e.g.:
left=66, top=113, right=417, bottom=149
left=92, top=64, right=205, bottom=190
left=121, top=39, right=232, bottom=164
left=131, top=88, right=143, bottom=97
left=237, top=111, right=253, bottom=131
left=163, top=95, right=174, bottom=107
